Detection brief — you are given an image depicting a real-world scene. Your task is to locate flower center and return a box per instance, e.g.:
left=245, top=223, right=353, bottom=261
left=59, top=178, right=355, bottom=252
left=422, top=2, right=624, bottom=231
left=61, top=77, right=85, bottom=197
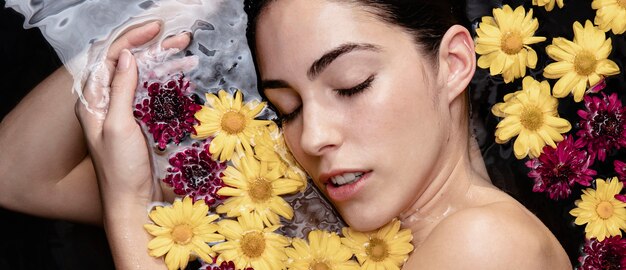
left=221, top=111, right=246, bottom=134
left=596, top=201, right=614, bottom=219
left=182, top=163, right=209, bottom=189
left=520, top=105, right=544, bottom=131
left=500, top=31, right=524, bottom=55
left=366, top=238, right=389, bottom=262
left=311, top=261, right=330, bottom=270
left=240, top=231, right=266, bottom=258
left=248, top=178, right=272, bottom=203
left=591, top=111, right=623, bottom=140
left=574, top=51, right=598, bottom=76
left=171, top=224, right=193, bottom=245
left=619, top=0, right=626, bottom=9
left=152, top=89, right=183, bottom=121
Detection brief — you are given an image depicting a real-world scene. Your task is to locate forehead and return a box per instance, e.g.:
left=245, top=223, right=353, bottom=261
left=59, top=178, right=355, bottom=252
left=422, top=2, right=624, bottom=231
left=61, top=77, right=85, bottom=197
left=254, top=0, right=408, bottom=79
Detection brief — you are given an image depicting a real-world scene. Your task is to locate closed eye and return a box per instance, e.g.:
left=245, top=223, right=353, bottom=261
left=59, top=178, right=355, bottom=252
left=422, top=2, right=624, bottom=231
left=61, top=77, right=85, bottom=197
left=335, top=74, right=376, bottom=97
left=278, top=105, right=302, bottom=124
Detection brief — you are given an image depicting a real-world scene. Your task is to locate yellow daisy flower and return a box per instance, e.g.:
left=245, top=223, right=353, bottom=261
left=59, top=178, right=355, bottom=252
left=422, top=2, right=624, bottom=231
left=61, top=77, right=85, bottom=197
left=569, top=177, right=626, bottom=241
left=475, top=5, right=546, bottom=83
left=592, top=0, right=626, bottom=34
left=341, top=219, right=414, bottom=270
left=286, top=230, right=360, bottom=270
left=543, top=20, right=620, bottom=102
left=491, top=76, right=571, bottom=159
left=193, top=89, right=272, bottom=162
left=254, top=123, right=307, bottom=191
left=532, top=0, right=564, bottom=11
left=216, top=155, right=303, bottom=226
left=144, top=197, right=225, bottom=270
left=212, top=214, right=290, bottom=269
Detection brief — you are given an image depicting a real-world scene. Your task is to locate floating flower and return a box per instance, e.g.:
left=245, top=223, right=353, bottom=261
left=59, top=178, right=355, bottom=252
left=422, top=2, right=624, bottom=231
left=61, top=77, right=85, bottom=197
left=579, top=236, right=626, bottom=270
left=615, top=160, right=626, bottom=181
left=216, top=155, right=303, bottom=226
left=526, top=135, right=596, bottom=200
left=212, top=215, right=289, bottom=269
left=193, top=90, right=272, bottom=162
left=201, top=261, right=253, bottom=270
left=570, top=177, right=626, bottom=241
left=134, top=75, right=202, bottom=150
left=341, top=219, right=414, bottom=270
left=576, top=92, right=626, bottom=161
left=543, top=20, right=620, bottom=102
left=286, top=230, right=360, bottom=270
left=475, top=5, right=545, bottom=83
left=592, top=0, right=626, bottom=34
left=163, top=142, right=227, bottom=207
left=532, top=0, right=564, bottom=11
left=491, top=76, right=571, bottom=159
left=253, top=123, right=307, bottom=191
left=144, top=197, right=225, bottom=270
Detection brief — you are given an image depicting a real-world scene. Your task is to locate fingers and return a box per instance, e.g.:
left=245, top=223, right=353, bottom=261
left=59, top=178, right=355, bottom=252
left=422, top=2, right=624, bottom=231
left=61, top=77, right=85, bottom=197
left=76, top=61, right=111, bottom=140
left=107, top=21, right=162, bottom=65
left=107, top=49, right=138, bottom=126
left=162, top=32, right=192, bottom=50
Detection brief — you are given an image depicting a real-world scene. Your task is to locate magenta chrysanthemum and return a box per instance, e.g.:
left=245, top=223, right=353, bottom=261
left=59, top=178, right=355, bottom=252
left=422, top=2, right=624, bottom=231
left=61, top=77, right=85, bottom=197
left=576, top=93, right=626, bottom=162
left=134, top=74, right=202, bottom=150
left=163, top=142, right=227, bottom=206
left=214, top=261, right=253, bottom=270
left=201, top=261, right=253, bottom=270
left=615, top=160, right=626, bottom=182
left=579, top=236, right=626, bottom=270
left=525, top=135, right=596, bottom=200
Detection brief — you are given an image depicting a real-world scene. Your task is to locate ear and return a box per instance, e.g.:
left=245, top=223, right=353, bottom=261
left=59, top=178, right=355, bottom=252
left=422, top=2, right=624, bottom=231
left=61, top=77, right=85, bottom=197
left=437, top=25, right=476, bottom=103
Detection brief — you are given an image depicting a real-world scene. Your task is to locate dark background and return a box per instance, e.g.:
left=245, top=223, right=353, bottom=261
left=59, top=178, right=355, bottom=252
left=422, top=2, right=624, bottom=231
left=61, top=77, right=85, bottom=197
left=0, top=1, right=115, bottom=269
left=2, top=0, right=625, bottom=268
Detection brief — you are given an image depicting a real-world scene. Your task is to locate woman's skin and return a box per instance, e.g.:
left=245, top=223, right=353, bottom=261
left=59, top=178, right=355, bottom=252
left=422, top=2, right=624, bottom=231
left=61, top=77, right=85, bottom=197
left=0, top=1, right=572, bottom=268
left=256, top=0, right=571, bottom=268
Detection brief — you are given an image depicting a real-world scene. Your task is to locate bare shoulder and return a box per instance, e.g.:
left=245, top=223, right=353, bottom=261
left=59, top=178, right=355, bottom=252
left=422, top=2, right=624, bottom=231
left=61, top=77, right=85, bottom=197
left=406, top=201, right=572, bottom=269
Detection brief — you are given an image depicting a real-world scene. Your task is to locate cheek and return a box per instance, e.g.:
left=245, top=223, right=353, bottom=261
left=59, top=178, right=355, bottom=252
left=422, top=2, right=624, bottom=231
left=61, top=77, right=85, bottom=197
left=281, top=124, right=310, bottom=169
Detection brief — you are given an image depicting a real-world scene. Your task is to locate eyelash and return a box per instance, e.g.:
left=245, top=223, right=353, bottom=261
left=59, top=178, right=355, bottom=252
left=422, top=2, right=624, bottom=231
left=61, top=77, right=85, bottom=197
left=335, top=74, right=376, bottom=97
left=278, top=74, right=376, bottom=124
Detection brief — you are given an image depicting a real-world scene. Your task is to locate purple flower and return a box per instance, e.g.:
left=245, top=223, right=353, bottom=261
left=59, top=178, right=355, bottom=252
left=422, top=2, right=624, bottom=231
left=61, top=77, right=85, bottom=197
left=162, top=142, right=227, bottom=207
left=576, top=93, right=626, bottom=162
left=579, top=236, right=626, bottom=270
left=525, top=135, right=595, bottom=200
left=134, top=74, right=202, bottom=150
left=615, top=160, right=626, bottom=182
left=200, top=261, right=253, bottom=270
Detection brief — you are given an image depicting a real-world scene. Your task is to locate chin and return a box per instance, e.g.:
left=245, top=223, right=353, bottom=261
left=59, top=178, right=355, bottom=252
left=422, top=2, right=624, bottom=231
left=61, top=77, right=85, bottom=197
left=339, top=207, right=396, bottom=232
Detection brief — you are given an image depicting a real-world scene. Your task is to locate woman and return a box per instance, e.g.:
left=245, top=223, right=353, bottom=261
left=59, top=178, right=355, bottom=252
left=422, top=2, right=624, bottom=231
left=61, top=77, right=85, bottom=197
left=239, top=0, right=571, bottom=268
left=0, top=0, right=572, bottom=269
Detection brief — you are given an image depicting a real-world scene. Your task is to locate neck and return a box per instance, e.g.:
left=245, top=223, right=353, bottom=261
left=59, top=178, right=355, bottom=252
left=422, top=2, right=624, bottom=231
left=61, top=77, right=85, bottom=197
left=398, top=139, right=490, bottom=246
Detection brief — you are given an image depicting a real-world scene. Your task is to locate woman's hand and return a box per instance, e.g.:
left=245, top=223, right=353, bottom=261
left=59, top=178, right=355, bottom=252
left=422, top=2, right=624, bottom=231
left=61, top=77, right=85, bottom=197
left=76, top=22, right=191, bottom=208
left=75, top=22, right=190, bottom=269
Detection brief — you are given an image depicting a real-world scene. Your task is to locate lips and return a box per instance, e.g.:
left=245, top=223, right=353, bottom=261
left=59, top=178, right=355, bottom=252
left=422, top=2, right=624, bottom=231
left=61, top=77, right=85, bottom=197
left=320, top=170, right=371, bottom=202
left=330, top=172, right=364, bottom=186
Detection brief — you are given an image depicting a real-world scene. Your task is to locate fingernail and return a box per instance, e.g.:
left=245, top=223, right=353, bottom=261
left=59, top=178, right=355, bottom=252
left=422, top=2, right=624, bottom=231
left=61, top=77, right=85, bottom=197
left=117, top=49, right=131, bottom=71
left=146, top=21, right=161, bottom=30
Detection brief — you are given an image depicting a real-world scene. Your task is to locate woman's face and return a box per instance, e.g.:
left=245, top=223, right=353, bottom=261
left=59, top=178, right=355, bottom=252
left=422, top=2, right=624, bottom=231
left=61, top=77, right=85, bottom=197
left=255, top=0, right=451, bottom=231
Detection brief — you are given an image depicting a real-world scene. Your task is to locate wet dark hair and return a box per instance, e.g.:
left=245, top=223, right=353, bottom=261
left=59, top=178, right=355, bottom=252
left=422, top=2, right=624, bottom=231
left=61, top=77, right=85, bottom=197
left=245, top=0, right=469, bottom=64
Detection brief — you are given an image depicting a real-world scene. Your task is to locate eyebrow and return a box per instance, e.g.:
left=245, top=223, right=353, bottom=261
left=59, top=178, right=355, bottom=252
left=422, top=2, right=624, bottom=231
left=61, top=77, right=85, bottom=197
left=307, top=42, right=381, bottom=80
left=261, top=42, right=381, bottom=91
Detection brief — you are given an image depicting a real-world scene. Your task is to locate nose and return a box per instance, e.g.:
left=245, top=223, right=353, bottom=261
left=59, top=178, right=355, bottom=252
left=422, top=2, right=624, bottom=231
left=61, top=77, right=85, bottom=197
left=299, top=102, right=341, bottom=156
